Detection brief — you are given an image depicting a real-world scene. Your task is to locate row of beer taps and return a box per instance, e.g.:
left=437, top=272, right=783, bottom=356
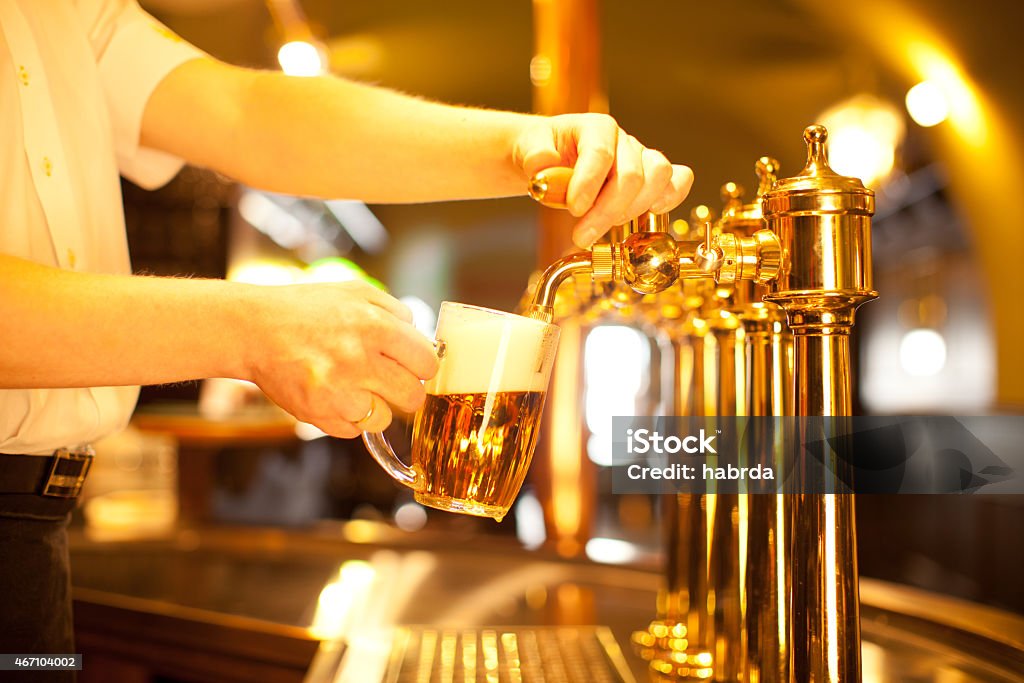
left=527, top=125, right=877, bottom=682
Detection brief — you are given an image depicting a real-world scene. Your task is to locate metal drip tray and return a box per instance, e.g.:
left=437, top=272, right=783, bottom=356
left=383, top=626, right=635, bottom=683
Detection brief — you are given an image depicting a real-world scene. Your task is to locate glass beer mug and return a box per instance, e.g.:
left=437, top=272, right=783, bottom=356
left=362, top=302, right=559, bottom=521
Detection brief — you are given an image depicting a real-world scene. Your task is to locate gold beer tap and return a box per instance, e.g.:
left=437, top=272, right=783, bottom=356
left=761, top=125, right=877, bottom=683
left=713, top=158, right=795, bottom=683
left=635, top=211, right=718, bottom=682
left=528, top=124, right=874, bottom=681
left=526, top=171, right=746, bottom=322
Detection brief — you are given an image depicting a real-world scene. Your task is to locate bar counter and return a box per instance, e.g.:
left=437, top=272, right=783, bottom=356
left=69, top=523, right=1024, bottom=682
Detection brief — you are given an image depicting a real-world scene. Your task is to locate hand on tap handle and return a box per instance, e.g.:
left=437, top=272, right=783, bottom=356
left=516, top=114, right=694, bottom=248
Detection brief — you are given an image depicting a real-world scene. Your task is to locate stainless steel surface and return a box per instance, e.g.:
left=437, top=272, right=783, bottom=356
left=69, top=525, right=1024, bottom=682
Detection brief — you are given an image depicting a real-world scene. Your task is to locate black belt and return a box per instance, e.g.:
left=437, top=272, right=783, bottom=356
left=0, top=447, right=94, bottom=499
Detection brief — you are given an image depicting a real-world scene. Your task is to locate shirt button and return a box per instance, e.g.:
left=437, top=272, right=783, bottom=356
left=18, top=65, right=29, bottom=86
left=43, top=157, right=53, bottom=177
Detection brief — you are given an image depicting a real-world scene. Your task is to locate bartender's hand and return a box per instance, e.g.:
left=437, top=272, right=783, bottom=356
left=247, top=281, right=439, bottom=438
left=512, top=113, right=694, bottom=248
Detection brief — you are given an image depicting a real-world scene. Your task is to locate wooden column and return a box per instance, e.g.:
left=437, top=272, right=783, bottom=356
left=529, top=0, right=605, bottom=557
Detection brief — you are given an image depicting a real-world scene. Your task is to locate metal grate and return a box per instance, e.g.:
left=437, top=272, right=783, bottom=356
left=383, top=626, right=635, bottom=683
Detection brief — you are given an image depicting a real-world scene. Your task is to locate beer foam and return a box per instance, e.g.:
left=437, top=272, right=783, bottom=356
left=425, top=304, right=558, bottom=395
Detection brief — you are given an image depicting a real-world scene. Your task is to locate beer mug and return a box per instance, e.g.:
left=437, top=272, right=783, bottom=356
left=362, top=302, right=560, bottom=521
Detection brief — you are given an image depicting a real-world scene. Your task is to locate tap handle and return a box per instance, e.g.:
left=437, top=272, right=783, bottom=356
left=694, top=221, right=723, bottom=272
left=528, top=166, right=573, bottom=209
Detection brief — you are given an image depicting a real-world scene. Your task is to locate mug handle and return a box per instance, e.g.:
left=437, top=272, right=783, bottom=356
left=362, top=431, right=420, bottom=489
left=359, top=340, right=445, bottom=491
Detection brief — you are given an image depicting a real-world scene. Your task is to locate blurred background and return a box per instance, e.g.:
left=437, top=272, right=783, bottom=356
left=76, top=0, right=1024, bottom=664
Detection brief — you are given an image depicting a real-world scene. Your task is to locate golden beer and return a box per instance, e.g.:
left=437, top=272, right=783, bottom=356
left=362, top=302, right=558, bottom=520
left=411, top=391, right=546, bottom=521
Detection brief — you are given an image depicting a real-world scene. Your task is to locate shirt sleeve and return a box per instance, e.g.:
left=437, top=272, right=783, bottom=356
left=77, top=0, right=206, bottom=189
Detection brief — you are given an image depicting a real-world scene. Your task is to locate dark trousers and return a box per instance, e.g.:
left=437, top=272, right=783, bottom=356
left=0, top=493, right=76, bottom=682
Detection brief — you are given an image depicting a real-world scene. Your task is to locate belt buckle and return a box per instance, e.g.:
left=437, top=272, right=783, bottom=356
left=42, top=446, right=95, bottom=498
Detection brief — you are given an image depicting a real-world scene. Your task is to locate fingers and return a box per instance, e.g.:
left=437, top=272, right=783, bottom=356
left=623, top=148, right=675, bottom=220
left=368, top=355, right=428, bottom=414
left=649, top=164, right=695, bottom=215
left=567, top=115, right=618, bottom=217
left=346, top=281, right=438, bottom=380
left=378, top=318, right=439, bottom=380
left=356, top=282, right=414, bottom=323
left=315, top=391, right=394, bottom=438
left=572, top=157, right=694, bottom=247
left=348, top=391, right=394, bottom=433
left=534, top=114, right=693, bottom=247
left=571, top=133, right=646, bottom=247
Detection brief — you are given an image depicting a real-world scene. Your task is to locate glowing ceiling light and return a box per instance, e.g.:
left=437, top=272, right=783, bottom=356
left=828, top=127, right=895, bottom=187
left=278, top=40, right=325, bottom=77
left=906, top=44, right=984, bottom=143
left=905, top=80, right=949, bottom=127
left=819, top=94, right=905, bottom=188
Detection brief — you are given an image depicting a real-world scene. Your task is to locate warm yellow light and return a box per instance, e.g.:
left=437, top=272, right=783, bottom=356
left=905, top=80, right=949, bottom=127
left=906, top=43, right=985, bottom=143
left=228, top=259, right=302, bottom=286
left=308, top=560, right=377, bottom=640
left=550, top=321, right=583, bottom=553
left=278, top=40, right=325, bottom=77
left=819, top=94, right=905, bottom=187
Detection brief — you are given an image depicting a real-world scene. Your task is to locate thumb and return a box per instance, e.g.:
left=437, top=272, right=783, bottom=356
left=514, top=126, right=564, bottom=178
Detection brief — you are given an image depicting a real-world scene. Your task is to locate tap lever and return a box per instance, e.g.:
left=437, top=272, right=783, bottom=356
left=528, top=166, right=573, bottom=209
left=694, top=221, right=723, bottom=273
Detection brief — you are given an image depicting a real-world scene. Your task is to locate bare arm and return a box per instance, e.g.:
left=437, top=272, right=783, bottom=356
left=140, top=58, right=693, bottom=247
left=0, top=253, right=436, bottom=437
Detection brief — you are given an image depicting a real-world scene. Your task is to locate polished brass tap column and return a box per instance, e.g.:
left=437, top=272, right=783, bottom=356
left=761, top=125, right=877, bottom=683
left=527, top=130, right=876, bottom=680
left=648, top=214, right=717, bottom=681
left=716, top=159, right=794, bottom=683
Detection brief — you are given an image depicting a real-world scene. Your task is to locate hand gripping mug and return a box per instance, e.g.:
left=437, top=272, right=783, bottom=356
left=362, top=302, right=559, bottom=521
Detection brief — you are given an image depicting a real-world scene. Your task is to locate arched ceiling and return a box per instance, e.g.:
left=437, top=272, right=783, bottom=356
left=143, top=0, right=1023, bottom=205
left=143, top=0, right=1024, bottom=402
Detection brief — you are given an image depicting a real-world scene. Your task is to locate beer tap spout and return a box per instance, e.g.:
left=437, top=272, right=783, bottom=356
left=526, top=251, right=594, bottom=323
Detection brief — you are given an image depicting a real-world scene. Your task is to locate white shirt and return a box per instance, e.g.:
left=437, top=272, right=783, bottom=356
left=0, top=0, right=203, bottom=455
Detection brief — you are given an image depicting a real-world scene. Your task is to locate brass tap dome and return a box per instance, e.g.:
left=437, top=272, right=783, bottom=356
left=762, top=125, right=874, bottom=217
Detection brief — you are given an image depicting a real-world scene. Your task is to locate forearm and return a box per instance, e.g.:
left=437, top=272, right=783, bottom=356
left=144, top=60, right=533, bottom=202
left=240, top=72, right=532, bottom=201
left=0, top=254, right=256, bottom=389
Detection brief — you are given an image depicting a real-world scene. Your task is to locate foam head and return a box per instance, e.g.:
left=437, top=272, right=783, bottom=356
left=425, top=303, right=559, bottom=395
